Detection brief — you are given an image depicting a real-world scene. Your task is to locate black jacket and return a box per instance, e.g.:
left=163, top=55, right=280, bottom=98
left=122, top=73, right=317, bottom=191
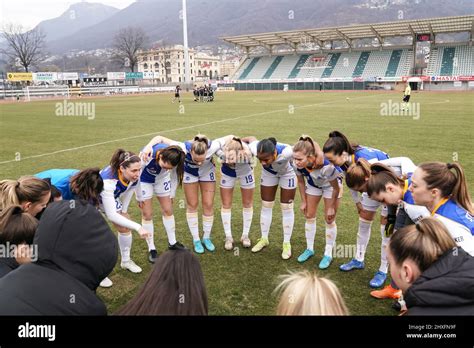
left=0, top=257, right=19, bottom=278
left=405, top=247, right=474, bottom=315
left=0, top=200, right=118, bottom=315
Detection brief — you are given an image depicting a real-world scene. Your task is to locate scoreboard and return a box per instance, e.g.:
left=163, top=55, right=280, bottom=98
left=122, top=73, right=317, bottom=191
left=416, top=34, right=431, bottom=42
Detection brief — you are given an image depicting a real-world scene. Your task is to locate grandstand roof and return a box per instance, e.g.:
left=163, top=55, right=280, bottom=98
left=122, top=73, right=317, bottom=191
left=221, top=15, right=474, bottom=49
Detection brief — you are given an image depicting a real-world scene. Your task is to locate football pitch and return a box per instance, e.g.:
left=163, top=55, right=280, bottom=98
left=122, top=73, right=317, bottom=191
left=1, top=90, right=473, bottom=315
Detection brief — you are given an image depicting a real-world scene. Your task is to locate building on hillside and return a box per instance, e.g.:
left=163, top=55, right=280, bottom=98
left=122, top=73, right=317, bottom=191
left=137, top=45, right=221, bottom=83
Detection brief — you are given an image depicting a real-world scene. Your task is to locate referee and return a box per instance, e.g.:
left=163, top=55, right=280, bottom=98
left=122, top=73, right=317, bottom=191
left=401, top=82, right=411, bottom=111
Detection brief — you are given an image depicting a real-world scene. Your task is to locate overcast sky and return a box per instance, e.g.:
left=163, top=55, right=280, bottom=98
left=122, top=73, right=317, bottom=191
left=0, top=0, right=136, bottom=29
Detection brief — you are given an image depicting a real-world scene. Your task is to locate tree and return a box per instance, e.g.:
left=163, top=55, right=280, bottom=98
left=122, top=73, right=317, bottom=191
left=113, top=27, right=148, bottom=72
left=1, top=24, right=46, bottom=72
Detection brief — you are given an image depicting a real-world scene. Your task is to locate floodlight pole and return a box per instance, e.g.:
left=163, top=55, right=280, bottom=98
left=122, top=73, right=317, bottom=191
left=182, top=0, right=191, bottom=89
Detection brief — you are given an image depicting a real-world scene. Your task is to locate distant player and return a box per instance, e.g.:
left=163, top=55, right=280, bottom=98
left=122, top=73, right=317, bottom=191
left=172, top=85, right=181, bottom=103
left=401, top=82, right=411, bottom=111
left=199, top=86, right=204, bottom=102
left=193, top=85, right=199, bottom=102
left=208, top=84, right=214, bottom=102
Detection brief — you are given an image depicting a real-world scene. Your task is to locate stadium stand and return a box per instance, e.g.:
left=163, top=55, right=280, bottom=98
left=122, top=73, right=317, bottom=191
left=231, top=49, right=415, bottom=80
left=222, top=16, right=473, bottom=82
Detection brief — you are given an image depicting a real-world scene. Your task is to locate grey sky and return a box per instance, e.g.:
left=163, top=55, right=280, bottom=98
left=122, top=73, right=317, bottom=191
left=0, top=0, right=136, bottom=29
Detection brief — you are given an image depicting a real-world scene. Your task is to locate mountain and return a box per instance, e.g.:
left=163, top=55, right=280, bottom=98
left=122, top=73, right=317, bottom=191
left=35, top=2, right=120, bottom=42
left=43, top=0, right=474, bottom=54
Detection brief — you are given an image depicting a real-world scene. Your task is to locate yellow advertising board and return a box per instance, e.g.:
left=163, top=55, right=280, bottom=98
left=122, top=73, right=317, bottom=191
left=7, top=72, right=33, bottom=81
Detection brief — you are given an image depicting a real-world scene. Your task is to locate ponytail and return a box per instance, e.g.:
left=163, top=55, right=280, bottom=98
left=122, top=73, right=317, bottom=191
left=448, top=163, right=473, bottom=214
left=323, top=130, right=358, bottom=156
left=191, top=134, right=210, bottom=156
left=0, top=205, right=38, bottom=245
left=419, top=162, right=473, bottom=214
left=225, top=137, right=244, bottom=152
left=0, top=176, right=51, bottom=212
left=389, top=217, right=456, bottom=273
left=110, top=149, right=141, bottom=175
left=366, top=163, right=405, bottom=197
left=345, top=158, right=372, bottom=189
left=0, top=180, right=20, bottom=209
left=257, top=137, right=277, bottom=155
left=293, top=135, right=320, bottom=157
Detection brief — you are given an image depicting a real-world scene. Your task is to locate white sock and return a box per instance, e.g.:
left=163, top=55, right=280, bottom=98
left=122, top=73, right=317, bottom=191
left=142, top=220, right=155, bottom=251
left=242, top=207, right=253, bottom=237
left=221, top=208, right=232, bottom=238
left=305, top=218, right=316, bottom=251
left=325, top=223, right=337, bottom=257
left=118, top=233, right=132, bottom=263
left=260, top=201, right=274, bottom=239
left=162, top=215, right=177, bottom=245
left=186, top=212, right=200, bottom=241
left=203, top=215, right=214, bottom=239
left=379, top=224, right=389, bottom=273
left=281, top=202, right=294, bottom=243
left=355, top=218, right=372, bottom=262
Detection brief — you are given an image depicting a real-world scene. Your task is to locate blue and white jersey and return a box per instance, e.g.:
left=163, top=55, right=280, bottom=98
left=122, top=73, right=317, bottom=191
left=401, top=178, right=415, bottom=204
left=141, top=143, right=170, bottom=183
left=217, top=142, right=254, bottom=178
left=377, top=157, right=416, bottom=177
left=172, top=137, right=228, bottom=177
left=100, top=166, right=138, bottom=200
left=99, top=165, right=141, bottom=231
left=221, top=162, right=253, bottom=178
left=293, top=158, right=340, bottom=188
left=341, top=145, right=389, bottom=204
left=340, top=145, right=389, bottom=172
left=433, top=199, right=474, bottom=236
left=403, top=199, right=474, bottom=256
left=35, top=168, right=79, bottom=200
left=249, top=140, right=294, bottom=176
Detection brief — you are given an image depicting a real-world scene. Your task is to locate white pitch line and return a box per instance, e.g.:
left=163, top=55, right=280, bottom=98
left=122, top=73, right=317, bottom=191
left=0, top=94, right=378, bottom=165
left=428, top=100, right=450, bottom=105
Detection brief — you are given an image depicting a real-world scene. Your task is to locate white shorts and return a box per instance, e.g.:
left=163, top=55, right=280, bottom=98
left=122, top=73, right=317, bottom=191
left=361, top=192, right=387, bottom=216
left=139, top=174, right=172, bottom=200
left=220, top=172, right=255, bottom=189
left=170, top=169, right=178, bottom=199
left=305, top=182, right=343, bottom=199
left=183, top=165, right=216, bottom=184
left=260, top=170, right=297, bottom=190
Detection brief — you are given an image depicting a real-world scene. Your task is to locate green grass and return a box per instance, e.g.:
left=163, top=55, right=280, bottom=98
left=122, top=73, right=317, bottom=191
left=1, top=90, right=473, bottom=315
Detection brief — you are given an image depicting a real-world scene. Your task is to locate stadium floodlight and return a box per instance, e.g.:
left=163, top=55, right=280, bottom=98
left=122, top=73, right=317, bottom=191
left=182, top=0, right=191, bottom=87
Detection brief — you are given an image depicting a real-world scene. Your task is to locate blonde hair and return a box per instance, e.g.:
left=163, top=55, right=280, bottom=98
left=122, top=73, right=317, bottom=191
left=293, top=135, right=319, bottom=157
left=389, top=217, right=456, bottom=272
left=275, top=270, right=348, bottom=315
left=0, top=176, right=50, bottom=212
left=224, top=136, right=244, bottom=153
left=192, top=134, right=210, bottom=156
left=224, top=136, right=251, bottom=164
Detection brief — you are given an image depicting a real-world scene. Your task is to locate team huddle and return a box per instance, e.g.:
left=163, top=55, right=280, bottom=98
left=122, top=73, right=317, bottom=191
left=1, top=130, right=473, bottom=309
